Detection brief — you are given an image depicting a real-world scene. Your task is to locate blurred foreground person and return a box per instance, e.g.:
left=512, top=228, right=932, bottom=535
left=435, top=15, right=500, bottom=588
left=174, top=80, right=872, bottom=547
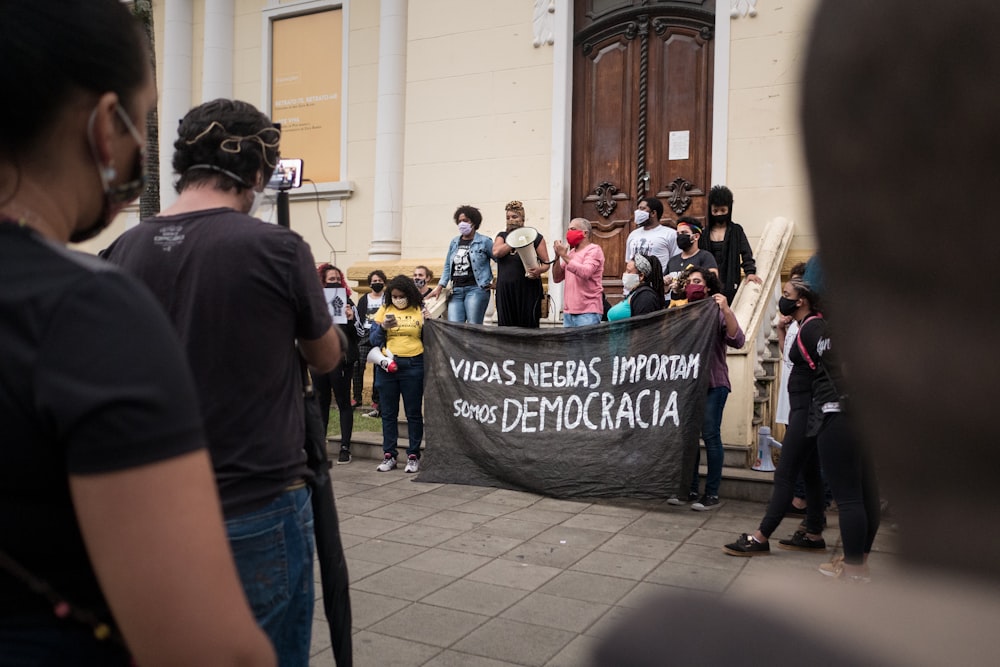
left=0, top=2, right=274, bottom=665
left=593, top=1, right=1000, bottom=664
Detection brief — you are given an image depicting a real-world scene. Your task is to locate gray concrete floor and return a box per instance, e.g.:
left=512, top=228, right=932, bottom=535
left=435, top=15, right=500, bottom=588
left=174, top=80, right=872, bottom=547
left=308, top=463, right=900, bottom=666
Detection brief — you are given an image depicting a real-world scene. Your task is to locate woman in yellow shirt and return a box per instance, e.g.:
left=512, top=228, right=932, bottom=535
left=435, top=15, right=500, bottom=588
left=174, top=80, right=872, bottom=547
left=370, top=275, right=426, bottom=473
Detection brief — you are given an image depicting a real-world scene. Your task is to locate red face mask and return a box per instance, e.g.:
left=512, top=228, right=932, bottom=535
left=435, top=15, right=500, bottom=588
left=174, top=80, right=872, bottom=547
left=685, top=283, right=707, bottom=301
left=566, top=229, right=585, bottom=248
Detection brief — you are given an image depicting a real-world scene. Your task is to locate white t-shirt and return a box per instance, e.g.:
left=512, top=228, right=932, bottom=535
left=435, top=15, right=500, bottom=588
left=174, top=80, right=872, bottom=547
left=775, top=319, right=799, bottom=424
left=625, top=224, right=680, bottom=272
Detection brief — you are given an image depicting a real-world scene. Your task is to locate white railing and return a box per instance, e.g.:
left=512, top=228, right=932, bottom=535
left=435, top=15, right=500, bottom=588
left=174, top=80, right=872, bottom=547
left=721, top=217, right=795, bottom=451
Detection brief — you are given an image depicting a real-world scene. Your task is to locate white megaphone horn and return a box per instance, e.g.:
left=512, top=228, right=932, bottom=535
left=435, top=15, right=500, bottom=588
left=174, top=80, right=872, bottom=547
left=752, top=426, right=782, bottom=472
left=506, top=226, right=540, bottom=277
left=367, top=346, right=398, bottom=373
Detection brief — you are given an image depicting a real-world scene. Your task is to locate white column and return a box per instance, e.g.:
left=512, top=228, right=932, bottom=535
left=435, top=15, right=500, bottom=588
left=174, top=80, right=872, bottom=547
left=710, top=6, right=731, bottom=187
left=202, top=0, right=234, bottom=102
left=368, top=0, right=408, bottom=261
left=548, top=0, right=573, bottom=313
left=160, top=0, right=193, bottom=209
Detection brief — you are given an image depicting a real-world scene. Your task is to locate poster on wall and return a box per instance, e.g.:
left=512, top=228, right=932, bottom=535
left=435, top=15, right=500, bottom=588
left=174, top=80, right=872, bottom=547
left=417, top=301, right=720, bottom=499
left=271, top=9, right=342, bottom=184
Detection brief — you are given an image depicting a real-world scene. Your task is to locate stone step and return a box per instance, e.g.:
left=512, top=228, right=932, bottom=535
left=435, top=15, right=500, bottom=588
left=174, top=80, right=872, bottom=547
left=334, top=433, right=771, bottom=501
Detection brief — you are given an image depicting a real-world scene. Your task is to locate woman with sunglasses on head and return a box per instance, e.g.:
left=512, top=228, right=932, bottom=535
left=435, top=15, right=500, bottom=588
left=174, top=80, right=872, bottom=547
left=0, top=2, right=274, bottom=665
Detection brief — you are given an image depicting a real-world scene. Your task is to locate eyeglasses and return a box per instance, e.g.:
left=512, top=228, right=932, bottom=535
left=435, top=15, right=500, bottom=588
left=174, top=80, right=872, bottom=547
left=107, top=104, right=148, bottom=204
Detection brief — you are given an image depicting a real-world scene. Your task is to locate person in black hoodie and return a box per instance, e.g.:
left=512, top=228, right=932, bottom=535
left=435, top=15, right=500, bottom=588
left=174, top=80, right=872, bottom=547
left=698, top=185, right=762, bottom=304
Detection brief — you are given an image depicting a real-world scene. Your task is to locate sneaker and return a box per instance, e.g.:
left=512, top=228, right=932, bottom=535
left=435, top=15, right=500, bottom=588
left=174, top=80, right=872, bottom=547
left=723, top=533, right=771, bottom=557
left=336, top=448, right=352, bottom=464
left=667, top=491, right=700, bottom=506
left=404, top=455, right=420, bottom=473
left=820, top=556, right=871, bottom=583
left=350, top=399, right=360, bottom=409
left=376, top=454, right=396, bottom=472
left=818, top=555, right=845, bottom=578
left=778, top=530, right=827, bottom=551
left=691, top=495, right=719, bottom=511
left=365, top=407, right=381, bottom=418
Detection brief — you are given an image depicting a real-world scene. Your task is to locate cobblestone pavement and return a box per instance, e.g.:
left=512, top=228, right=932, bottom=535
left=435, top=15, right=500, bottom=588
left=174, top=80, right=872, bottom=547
left=307, top=464, right=900, bottom=666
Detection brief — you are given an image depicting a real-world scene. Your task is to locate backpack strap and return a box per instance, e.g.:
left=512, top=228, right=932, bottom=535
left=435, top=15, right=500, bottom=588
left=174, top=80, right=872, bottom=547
left=795, top=313, right=824, bottom=370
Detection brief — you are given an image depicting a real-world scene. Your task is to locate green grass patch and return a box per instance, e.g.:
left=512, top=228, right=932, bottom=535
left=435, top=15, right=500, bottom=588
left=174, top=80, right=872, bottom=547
left=327, top=408, right=382, bottom=438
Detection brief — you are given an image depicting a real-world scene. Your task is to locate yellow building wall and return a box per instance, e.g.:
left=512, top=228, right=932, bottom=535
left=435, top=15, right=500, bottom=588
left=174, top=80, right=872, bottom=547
left=725, top=1, right=820, bottom=255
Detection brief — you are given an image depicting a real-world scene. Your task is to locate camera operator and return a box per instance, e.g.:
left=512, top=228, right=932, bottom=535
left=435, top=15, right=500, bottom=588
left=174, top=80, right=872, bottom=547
left=102, top=98, right=341, bottom=666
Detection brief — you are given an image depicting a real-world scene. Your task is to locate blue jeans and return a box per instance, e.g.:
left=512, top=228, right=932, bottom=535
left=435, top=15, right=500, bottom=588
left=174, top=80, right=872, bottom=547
left=563, top=312, right=601, bottom=327
left=448, top=285, right=491, bottom=324
left=690, top=386, right=730, bottom=498
left=226, top=486, right=314, bottom=667
left=375, top=354, right=425, bottom=459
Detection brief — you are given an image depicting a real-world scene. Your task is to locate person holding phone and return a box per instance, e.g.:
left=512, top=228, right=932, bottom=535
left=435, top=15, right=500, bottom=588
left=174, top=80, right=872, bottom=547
left=369, top=276, right=426, bottom=473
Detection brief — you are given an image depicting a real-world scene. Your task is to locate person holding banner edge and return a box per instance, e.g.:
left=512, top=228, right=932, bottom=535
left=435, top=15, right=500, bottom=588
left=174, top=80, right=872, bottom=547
left=493, top=200, right=551, bottom=328
left=669, top=267, right=745, bottom=510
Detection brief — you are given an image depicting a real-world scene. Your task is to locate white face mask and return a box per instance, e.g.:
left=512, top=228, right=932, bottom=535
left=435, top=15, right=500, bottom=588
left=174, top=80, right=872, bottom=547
left=634, top=209, right=650, bottom=226
left=621, top=272, right=641, bottom=293
left=392, top=297, right=409, bottom=310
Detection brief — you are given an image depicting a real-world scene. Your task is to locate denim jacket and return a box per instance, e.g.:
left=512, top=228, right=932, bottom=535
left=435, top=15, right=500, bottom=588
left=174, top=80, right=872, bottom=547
left=439, top=232, right=495, bottom=289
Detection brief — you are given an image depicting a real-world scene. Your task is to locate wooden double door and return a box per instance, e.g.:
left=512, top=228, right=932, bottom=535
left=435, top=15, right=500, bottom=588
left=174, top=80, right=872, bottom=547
left=572, top=0, right=715, bottom=288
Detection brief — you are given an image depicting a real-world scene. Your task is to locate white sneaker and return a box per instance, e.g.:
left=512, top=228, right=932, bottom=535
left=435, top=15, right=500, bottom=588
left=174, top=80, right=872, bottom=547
left=404, top=456, right=419, bottom=473
left=376, top=455, right=396, bottom=472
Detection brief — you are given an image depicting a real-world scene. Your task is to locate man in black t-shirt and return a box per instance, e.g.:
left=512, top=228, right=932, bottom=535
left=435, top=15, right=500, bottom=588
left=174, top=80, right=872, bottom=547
left=103, top=99, right=341, bottom=666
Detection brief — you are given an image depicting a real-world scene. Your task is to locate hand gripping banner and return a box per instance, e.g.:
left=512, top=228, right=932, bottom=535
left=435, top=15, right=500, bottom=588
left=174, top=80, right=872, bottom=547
left=416, top=299, right=720, bottom=499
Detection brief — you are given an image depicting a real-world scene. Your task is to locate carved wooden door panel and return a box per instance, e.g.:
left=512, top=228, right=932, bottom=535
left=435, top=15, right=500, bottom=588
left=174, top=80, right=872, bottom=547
left=571, top=1, right=715, bottom=292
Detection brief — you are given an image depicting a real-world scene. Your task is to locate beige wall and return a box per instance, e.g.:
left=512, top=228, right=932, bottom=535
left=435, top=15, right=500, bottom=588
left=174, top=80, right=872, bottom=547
left=74, top=1, right=820, bottom=270
left=724, top=1, right=819, bottom=252
left=400, top=0, right=555, bottom=267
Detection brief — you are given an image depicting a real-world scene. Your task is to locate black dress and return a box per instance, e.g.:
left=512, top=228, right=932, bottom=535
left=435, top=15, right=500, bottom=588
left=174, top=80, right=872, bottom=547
left=495, top=230, right=545, bottom=328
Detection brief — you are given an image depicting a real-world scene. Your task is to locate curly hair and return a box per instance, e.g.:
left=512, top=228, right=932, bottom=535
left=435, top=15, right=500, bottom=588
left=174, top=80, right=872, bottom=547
left=367, top=269, right=388, bottom=285
left=385, top=274, right=424, bottom=308
left=682, top=265, right=723, bottom=295
left=172, top=99, right=280, bottom=194
left=640, top=196, right=664, bottom=222
left=453, top=204, right=483, bottom=229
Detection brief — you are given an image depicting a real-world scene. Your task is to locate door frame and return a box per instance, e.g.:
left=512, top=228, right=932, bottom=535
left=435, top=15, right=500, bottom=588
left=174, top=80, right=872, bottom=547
left=547, top=1, right=731, bottom=311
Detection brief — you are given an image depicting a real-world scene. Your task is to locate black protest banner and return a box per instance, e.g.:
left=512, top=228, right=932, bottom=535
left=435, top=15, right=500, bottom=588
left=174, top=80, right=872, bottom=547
left=417, top=299, right=720, bottom=499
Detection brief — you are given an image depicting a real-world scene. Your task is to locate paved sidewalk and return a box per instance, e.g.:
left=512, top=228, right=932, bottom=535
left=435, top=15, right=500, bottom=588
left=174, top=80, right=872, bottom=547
left=307, top=464, right=900, bottom=666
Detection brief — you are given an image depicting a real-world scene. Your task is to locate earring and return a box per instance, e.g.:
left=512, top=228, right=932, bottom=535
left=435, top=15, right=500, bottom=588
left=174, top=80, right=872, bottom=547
left=101, top=165, right=117, bottom=182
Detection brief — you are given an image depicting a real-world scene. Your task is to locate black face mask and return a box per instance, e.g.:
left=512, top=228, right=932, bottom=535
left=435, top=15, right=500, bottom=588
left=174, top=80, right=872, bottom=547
left=708, top=212, right=731, bottom=228
left=370, top=283, right=384, bottom=294
left=676, top=234, right=694, bottom=251
left=778, top=297, right=799, bottom=316
left=325, top=282, right=342, bottom=289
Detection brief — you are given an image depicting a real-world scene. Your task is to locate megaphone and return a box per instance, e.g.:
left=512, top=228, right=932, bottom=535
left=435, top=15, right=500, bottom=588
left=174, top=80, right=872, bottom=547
left=367, top=346, right=397, bottom=373
left=752, top=426, right=782, bottom=472
left=507, top=226, right=540, bottom=277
